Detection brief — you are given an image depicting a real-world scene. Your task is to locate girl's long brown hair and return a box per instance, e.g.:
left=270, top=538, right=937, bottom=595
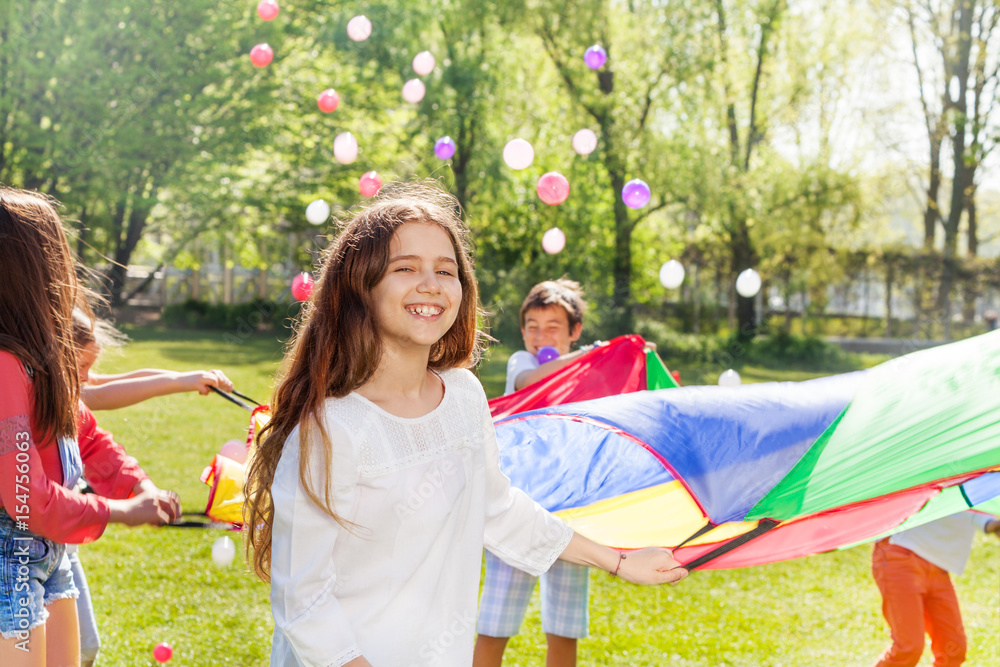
left=244, top=181, right=485, bottom=581
left=0, top=187, right=84, bottom=443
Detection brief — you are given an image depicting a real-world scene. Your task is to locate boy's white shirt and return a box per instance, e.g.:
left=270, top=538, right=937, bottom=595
left=888, top=511, right=992, bottom=575
left=504, top=350, right=540, bottom=395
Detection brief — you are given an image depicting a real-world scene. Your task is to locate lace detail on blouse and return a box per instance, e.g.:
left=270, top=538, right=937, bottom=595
left=325, top=369, right=484, bottom=478
left=0, top=413, right=32, bottom=456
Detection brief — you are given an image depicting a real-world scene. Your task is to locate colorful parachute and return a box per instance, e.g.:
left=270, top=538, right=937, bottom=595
left=201, top=406, right=269, bottom=524
left=492, top=332, right=1000, bottom=569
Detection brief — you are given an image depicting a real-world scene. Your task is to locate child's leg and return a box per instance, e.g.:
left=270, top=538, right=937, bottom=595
left=0, top=627, right=46, bottom=667
left=42, top=548, right=81, bottom=667
left=922, top=568, right=965, bottom=667
left=68, top=551, right=101, bottom=665
left=44, top=597, right=80, bottom=667
left=872, top=541, right=929, bottom=667
left=539, top=561, right=590, bottom=667
left=474, top=551, right=538, bottom=667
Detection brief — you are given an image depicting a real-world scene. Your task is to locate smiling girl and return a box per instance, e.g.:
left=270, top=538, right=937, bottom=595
left=243, top=182, right=686, bottom=666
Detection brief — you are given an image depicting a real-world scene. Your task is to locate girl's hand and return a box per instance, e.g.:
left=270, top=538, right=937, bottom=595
left=108, top=488, right=182, bottom=526
left=614, top=547, right=688, bottom=585
left=176, top=369, right=235, bottom=395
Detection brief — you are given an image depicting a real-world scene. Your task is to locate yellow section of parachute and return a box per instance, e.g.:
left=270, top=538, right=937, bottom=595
left=555, top=481, right=759, bottom=549
left=203, top=410, right=270, bottom=524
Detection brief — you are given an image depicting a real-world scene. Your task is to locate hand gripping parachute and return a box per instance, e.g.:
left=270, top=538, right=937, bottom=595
left=491, top=332, right=1000, bottom=569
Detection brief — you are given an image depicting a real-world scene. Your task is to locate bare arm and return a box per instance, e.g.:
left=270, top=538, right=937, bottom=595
left=106, top=484, right=181, bottom=526
left=87, top=369, right=172, bottom=385
left=558, top=532, right=688, bottom=585
left=513, top=348, right=591, bottom=391
left=83, top=369, right=234, bottom=410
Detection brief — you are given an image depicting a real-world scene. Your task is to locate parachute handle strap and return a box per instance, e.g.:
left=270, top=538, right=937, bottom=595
left=677, top=518, right=780, bottom=571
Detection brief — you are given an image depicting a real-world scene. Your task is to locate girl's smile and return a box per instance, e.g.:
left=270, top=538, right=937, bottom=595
left=373, top=221, right=462, bottom=351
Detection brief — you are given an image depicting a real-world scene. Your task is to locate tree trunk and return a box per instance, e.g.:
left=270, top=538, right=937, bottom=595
left=609, top=169, right=634, bottom=334
left=938, top=0, right=975, bottom=341
left=923, top=137, right=942, bottom=248
left=109, top=200, right=153, bottom=305
left=884, top=261, right=893, bottom=338
left=732, top=216, right=757, bottom=340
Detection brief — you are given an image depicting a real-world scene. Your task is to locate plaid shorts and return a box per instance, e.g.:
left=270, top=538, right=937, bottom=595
left=477, top=550, right=589, bottom=639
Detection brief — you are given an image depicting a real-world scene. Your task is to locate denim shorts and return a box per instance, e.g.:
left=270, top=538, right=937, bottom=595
left=0, top=511, right=78, bottom=639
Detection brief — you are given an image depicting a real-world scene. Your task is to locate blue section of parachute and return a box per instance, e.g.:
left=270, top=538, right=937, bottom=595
left=494, top=416, right=672, bottom=513
left=494, top=372, right=865, bottom=523
left=965, top=471, right=1000, bottom=506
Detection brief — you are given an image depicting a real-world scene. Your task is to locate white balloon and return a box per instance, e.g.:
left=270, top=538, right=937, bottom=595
left=347, top=15, right=372, bottom=41
left=542, top=227, right=566, bottom=254
left=718, top=369, right=742, bottom=387
left=659, top=260, right=685, bottom=289
left=412, top=51, right=435, bottom=76
left=572, top=129, right=598, bottom=156
left=735, top=268, right=762, bottom=298
left=402, top=78, right=426, bottom=103
left=305, top=199, right=330, bottom=225
left=502, top=138, right=534, bottom=170
left=211, top=536, right=236, bottom=566
left=333, top=132, right=358, bottom=164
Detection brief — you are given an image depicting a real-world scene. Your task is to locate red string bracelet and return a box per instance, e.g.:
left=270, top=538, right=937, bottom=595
left=612, top=551, right=626, bottom=577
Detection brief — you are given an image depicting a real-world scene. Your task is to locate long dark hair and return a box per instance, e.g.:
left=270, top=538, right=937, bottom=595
left=0, top=187, right=84, bottom=443
left=245, top=181, right=485, bottom=580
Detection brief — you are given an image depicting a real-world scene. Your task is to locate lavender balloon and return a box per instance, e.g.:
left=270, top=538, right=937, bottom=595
left=537, top=346, right=560, bottom=364
left=621, top=178, right=651, bottom=209
left=584, top=44, right=607, bottom=70
left=434, top=136, right=456, bottom=160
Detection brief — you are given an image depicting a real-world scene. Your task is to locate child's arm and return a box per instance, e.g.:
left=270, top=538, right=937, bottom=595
left=557, top=532, right=687, bottom=585
left=83, top=369, right=234, bottom=410
left=512, top=348, right=588, bottom=391
left=77, top=404, right=182, bottom=521
left=87, top=369, right=171, bottom=385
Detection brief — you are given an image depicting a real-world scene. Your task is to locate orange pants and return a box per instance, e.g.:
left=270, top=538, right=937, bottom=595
left=871, top=540, right=966, bottom=667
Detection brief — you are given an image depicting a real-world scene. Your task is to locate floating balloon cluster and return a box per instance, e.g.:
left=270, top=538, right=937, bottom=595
left=246, top=11, right=665, bottom=282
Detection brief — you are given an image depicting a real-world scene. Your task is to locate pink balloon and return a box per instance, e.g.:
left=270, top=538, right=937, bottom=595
left=542, top=228, right=566, bottom=254
left=317, top=89, right=339, bottom=113
left=257, top=0, right=279, bottom=21
left=347, top=15, right=372, bottom=41
left=359, top=171, right=383, bottom=197
left=502, top=138, right=534, bottom=170
left=536, top=172, right=570, bottom=205
left=153, top=642, right=173, bottom=663
left=291, top=272, right=314, bottom=301
left=412, top=51, right=436, bottom=76
left=402, top=79, right=425, bottom=104
left=219, top=439, right=248, bottom=465
left=249, top=43, right=273, bottom=68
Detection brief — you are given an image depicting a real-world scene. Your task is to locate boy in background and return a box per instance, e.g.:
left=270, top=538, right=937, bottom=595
left=474, top=279, right=595, bottom=667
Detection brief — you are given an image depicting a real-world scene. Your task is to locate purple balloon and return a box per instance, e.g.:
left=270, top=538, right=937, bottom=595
left=622, top=178, right=651, bottom=209
left=537, top=346, right=560, bottom=364
left=434, top=136, right=456, bottom=160
left=584, top=44, right=607, bottom=70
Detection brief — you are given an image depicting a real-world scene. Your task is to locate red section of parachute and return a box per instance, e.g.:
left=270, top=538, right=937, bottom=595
left=488, top=335, right=649, bottom=419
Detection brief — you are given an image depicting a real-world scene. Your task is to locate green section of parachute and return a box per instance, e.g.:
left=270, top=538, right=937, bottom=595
left=748, top=331, right=1000, bottom=521
left=646, top=349, right=681, bottom=390
left=975, top=497, right=1000, bottom=516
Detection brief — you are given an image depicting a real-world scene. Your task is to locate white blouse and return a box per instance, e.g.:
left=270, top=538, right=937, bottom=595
left=269, top=368, right=574, bottom=666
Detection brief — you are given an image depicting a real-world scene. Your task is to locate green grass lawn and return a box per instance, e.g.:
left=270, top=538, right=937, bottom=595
left=80, top=327, right=999, bottom=666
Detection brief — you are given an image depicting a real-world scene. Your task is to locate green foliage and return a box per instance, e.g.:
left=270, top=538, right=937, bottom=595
left=161, top=298, right=299, bottom=334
